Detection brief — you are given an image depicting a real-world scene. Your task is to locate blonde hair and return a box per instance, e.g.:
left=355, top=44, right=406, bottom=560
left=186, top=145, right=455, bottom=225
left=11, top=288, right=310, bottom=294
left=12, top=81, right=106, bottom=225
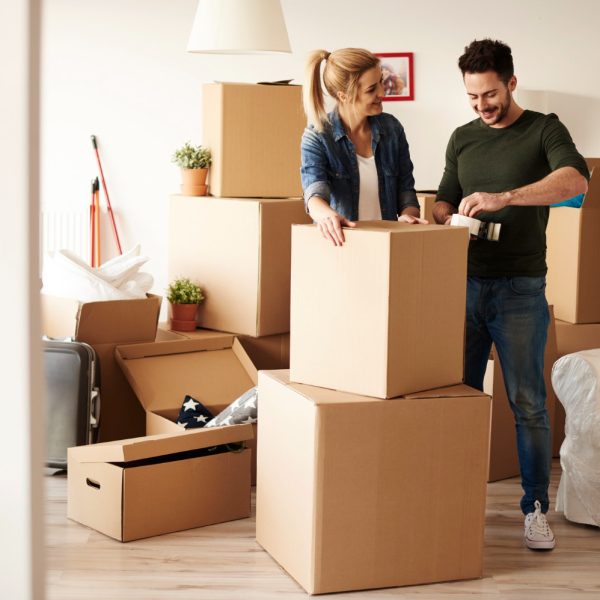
left=303, top=48, right=380, bottom=131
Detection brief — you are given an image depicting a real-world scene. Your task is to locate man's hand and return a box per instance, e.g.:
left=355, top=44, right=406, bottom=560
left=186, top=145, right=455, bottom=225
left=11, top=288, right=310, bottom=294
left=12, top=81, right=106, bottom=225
left=308, top=196, right=356, bottom=246
left=459, top=191, right=509, bottom=218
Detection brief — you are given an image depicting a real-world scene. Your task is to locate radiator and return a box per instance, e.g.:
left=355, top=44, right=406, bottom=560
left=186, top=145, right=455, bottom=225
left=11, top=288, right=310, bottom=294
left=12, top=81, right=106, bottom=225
left=40, top=208, right=90, bottom=265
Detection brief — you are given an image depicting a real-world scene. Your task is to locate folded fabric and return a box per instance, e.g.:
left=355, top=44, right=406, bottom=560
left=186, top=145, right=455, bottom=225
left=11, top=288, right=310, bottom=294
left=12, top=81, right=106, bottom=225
left=176, top=395, right=214, bottom=429
left=42, top=245, right=153, bottom=301
left=205, top=387, right=257, bottom=428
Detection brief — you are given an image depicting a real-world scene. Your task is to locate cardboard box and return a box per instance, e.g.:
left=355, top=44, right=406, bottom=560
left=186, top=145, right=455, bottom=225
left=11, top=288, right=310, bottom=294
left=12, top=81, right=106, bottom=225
left=41, top=293, right=162, bottom=441
left=68, top=425, right=253, bottom=542
left=553, top=319, right=600, bottom=456
left=483, top=307, right=558, bottom=481
left=115, top=337, right=259, bottom=484
left=169, top=194, right=311, bottom=337
left=290, top=222, right=469, bottom=398
left=256, top=370, right=491, bottom=595
left=416, top=192, right=436, bottom=224
left=546, top=158, right=600, bottom=323
left=202, top=82, right=305, bottom=198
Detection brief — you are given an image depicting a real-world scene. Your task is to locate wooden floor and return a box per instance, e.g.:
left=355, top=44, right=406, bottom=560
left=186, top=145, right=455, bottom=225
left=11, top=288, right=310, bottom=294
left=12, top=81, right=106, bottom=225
left=46, top=460, right=599, bottom=599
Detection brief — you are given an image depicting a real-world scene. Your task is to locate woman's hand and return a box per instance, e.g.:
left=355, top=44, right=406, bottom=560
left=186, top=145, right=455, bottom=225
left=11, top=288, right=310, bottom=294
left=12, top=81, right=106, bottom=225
left=398, top=214, right=429, bottom=225
left=308, top=196, right=356, bottom=246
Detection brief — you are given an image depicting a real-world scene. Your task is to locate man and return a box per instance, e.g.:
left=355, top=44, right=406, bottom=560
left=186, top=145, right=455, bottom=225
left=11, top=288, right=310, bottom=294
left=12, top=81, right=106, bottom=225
left=433, top=39, right=589, bottom=550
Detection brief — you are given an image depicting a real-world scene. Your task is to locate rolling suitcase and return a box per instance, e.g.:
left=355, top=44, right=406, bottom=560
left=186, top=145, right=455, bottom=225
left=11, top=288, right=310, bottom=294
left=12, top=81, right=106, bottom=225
left=43, top=339, right=100, bottom=469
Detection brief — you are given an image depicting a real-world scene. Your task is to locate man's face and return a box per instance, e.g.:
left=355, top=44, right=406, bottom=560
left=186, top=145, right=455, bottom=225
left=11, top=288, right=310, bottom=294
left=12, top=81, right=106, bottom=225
left=464, top=70, right=516, bottom=128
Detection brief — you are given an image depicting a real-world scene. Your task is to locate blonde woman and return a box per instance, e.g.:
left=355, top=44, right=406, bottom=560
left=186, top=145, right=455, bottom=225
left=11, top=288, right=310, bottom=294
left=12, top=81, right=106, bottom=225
left=301, top=48, right=426, bottom=246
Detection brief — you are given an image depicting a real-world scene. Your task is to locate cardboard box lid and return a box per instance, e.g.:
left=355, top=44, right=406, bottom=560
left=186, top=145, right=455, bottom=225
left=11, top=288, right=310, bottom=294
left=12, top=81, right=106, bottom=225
left=116, top=338, right=258, bottom=413
left=266, top=371, right=485, bottom=404
left=292, top=221, right=460, bottom=236
left=68, top=424, right=254, bottom=464
left=41, top=293, right=162, bottom=344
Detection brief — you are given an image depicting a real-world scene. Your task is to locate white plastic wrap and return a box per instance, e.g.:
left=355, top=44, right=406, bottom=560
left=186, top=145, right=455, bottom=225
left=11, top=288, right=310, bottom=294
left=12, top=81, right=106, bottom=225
left=551, top=349, right=600, bottom=526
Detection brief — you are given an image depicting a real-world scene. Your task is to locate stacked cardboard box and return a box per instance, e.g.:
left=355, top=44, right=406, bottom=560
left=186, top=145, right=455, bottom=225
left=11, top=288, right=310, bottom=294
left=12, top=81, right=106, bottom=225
left=546, top=158, right=600, bottom=454
left=256, top=221, right=494, bottom=594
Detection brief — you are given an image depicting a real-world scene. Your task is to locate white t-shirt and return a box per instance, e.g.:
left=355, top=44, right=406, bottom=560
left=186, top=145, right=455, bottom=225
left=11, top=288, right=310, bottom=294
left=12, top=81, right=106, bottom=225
left=356, top=154, right=381, bottom=221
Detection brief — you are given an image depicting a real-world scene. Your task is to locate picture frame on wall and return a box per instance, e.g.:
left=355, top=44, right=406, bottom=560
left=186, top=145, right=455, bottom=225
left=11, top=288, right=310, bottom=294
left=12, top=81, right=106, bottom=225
left=375, top=53, right=414, bottom=101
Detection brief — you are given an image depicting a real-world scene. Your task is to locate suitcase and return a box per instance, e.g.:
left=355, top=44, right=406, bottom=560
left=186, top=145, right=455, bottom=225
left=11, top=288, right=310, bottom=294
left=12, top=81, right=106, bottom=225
left=43, top=339, right=100, bottom=469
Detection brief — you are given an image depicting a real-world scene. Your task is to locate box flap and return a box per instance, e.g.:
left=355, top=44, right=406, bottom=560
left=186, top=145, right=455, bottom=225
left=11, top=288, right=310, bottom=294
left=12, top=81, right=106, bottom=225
left=582, top=158, right=600, bottom=211
left=292, top=221, right=452, bottom=235
left=75, top=294, right=162, bottom=344
left=403, top=384, right=486, bottom=399
left=116, top=339, right=256, bottom=413
left=68, top=424, right=253, bottom=464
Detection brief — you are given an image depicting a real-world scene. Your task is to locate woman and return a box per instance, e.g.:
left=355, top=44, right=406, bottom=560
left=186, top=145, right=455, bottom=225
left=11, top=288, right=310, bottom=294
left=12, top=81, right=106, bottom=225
left=301, top=48, right=425, bottom=246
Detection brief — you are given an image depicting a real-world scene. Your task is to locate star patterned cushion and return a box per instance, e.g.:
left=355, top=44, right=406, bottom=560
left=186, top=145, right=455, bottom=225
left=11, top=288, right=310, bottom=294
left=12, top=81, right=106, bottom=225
left=175, top=395, right=215, bottom=429
left=205, top=387, right=257, bottom=428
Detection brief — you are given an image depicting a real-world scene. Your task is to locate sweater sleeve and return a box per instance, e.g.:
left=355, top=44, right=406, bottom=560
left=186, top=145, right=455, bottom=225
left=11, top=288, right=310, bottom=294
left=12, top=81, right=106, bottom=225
left=436, top=130, right=463, bottom=207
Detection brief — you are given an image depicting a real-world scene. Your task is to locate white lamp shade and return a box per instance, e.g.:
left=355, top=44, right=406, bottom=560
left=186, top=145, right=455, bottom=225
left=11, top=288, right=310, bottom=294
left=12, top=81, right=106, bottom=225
left=187, top=0, right=291, bottom=54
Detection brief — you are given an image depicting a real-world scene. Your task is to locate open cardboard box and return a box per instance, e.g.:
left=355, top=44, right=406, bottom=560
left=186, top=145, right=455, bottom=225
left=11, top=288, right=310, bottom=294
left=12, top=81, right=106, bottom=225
left=256, top=370, right=491, bottom=595
left=68, top=424, right=253, bottom=542
left=115, top=337, right=259, bottom=483
left=41, top=293, right=162, bottom=441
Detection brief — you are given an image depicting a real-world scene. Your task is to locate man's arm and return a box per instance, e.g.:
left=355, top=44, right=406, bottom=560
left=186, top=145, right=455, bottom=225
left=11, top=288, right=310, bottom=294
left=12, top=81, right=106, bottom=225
left=459, top=166, right=588, bottom=218
left=432, top=201, right=457, bottom=225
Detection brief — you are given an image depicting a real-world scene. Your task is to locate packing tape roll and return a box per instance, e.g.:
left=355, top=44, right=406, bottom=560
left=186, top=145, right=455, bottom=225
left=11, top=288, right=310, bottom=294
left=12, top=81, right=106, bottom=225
left=450, top=213, right=501, bottom=241
left=450, top=213, right=481, bottom=236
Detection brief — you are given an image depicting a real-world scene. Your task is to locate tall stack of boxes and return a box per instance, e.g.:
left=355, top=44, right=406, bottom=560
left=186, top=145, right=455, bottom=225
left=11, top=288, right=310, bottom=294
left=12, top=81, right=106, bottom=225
left=546, top=157, right=600, bottom=455
left=167, top=83, right=312, bottom=482
left=256, top=222, right=493, bottom=594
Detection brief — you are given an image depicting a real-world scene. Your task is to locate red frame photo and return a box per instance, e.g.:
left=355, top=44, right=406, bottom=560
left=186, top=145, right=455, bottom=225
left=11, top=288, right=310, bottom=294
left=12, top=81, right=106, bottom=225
left=375, top=52, right=414, bottom=101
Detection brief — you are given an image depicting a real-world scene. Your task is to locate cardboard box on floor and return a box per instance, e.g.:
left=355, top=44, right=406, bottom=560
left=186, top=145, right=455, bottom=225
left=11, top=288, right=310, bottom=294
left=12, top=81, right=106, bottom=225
left=483, top=307, right=558, bottom=481
left=202, top=82, right=305, bottom=198
left=256, top=370, right=491, bottom=595
left=552, top=319, right=600, bottom=456
left=68, top=424, right=253, bottom=542
left=41, top=293, right=161, bottom=441
left=290, top=222, right=469, bottom=398
left=169, top=195, right=311, bottom=337
left=546, top=158, right=600, bottom=323
left=115, top=337, right=259, bottom=484
left=157, top=323, right=291, bottom=371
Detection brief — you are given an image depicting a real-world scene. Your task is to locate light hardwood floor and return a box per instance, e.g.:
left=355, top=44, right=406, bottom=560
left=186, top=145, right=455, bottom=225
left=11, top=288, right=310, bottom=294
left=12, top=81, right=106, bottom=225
left=46, top=460, right=599, bottom=599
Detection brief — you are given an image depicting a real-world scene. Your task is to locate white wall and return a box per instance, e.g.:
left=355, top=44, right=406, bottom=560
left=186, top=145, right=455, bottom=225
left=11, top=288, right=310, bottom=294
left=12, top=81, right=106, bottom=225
left=1, top=0, right=45, bottom=598
left=41, top=0, right=600, bottom=298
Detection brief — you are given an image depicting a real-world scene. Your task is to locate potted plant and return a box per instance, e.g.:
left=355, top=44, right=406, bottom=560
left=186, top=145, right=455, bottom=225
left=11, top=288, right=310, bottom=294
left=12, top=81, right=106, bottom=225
left=166, top=276, right=205, bottom=331
left=172, top=142, right=212, bottom=196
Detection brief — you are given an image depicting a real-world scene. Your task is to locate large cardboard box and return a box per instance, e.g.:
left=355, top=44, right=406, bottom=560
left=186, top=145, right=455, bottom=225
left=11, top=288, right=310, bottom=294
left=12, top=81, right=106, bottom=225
left=256, top=370, right=491, bottom=595
left=553, top=319, right=600, bottom=456
left=41, top=293, right=161, bottom=441
left=202, top=82, right=305, bottom=198
left=115, top=337, right=259, bottom=484
left=290, top=222, right=469, bottom=398
left=68, top=425, right=253, bottom=542
left=546, top=158, right=600, bottom=323
left=483, top=307, right=558, bottom=481
left=169, top=194, right=311, bottom=337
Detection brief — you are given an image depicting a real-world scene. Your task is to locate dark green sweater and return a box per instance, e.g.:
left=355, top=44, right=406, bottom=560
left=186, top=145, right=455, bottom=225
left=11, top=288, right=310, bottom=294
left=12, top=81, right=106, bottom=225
left=437, top=110, right=589, bottom=277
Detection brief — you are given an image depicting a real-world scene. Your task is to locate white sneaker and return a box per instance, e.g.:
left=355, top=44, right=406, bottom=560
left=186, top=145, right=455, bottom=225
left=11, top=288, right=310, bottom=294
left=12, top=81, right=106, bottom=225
left=524, top=500, right=555, bottom=550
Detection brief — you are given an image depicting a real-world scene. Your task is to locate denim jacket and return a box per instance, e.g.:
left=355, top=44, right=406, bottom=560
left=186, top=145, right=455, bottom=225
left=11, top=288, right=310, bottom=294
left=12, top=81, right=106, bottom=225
left=300, top=109, right=419, bottom=221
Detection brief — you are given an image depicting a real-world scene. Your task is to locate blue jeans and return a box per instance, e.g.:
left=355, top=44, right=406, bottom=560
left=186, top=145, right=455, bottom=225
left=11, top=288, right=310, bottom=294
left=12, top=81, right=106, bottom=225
left=465, top=276, right=551, bottom=515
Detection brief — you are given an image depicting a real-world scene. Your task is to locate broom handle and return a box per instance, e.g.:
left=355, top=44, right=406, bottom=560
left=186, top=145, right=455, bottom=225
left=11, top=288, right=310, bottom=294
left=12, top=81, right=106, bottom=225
left=91, top=135, right=123, bottom=254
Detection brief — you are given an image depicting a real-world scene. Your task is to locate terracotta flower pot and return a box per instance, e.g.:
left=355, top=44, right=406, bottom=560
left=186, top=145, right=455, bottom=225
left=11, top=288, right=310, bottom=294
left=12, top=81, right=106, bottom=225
left=169, top=302, right=198, bottom=331
left=181, top=168, right=209, bottom=196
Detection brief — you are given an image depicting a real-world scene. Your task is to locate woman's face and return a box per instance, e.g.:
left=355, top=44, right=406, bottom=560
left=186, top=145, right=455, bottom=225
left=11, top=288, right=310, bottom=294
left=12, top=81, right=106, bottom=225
left=352, top=65, right=384, bottom=119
